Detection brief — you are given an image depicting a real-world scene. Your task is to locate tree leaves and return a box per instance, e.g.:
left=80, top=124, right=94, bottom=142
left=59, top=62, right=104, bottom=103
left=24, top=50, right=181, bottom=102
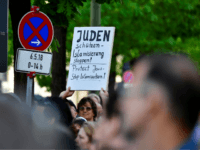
left=24, top=0, right=200, bottom=90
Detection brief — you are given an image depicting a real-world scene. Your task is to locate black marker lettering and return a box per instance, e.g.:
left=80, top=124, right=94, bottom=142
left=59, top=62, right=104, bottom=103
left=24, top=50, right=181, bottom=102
left=82, top=42, right=85, bottom=48
left=97, top=30, right=103, bottom=41
left=77, top=30, right=82, bottom=42
left=83, top=30, right=89, bottom=41
left=103, top=30, right=110, bottom=41
left=71, top=74, right=79, bottom=80
left=73, top=49, right=82, bottom=57
left=89, top=30, right=96, bottom=41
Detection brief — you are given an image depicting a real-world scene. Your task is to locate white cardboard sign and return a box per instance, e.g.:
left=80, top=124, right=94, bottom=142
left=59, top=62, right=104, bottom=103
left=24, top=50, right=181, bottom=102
left=15, top=48, right=53, bottom=75
left=67, top=27, right=115, bottom=91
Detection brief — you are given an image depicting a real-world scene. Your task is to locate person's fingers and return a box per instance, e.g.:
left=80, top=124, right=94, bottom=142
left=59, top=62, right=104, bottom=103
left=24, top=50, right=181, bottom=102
left=59, top=91, right=65, bottom=97
left=101, top=88, right=105, bottom=93
left=66, top=86, right=70, bottom=92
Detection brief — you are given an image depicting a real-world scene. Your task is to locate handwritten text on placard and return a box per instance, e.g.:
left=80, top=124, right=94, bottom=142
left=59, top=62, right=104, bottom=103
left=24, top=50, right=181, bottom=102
left=67, top=27, right=115, bottom=91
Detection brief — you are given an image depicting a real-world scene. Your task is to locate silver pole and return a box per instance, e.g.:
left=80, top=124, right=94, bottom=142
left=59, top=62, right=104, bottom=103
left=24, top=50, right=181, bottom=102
left=26, top=76, right=33, bottom=107
left=90, top=0, right=101, bottom=26
left=89, top=0, right=101, bottom=94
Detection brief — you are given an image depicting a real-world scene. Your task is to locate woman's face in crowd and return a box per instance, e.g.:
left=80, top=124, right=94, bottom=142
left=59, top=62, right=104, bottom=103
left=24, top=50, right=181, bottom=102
left=75, top=127, right=90, bottom=149
left=79, top=102, right=94, bottom=121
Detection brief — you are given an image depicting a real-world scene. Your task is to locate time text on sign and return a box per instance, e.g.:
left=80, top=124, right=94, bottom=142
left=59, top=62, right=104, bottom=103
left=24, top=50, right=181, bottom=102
left=15, top=48, right=52, bottom=75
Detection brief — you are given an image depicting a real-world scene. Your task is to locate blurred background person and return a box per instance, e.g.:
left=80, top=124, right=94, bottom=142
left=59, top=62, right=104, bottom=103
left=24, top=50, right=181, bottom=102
left=94, top=89, right=127, bottom=150
left=44, top=96, right=74, bottom=126
left=77, top=97, right=97, bottom=122
left=64, top=99, right=78, bottom=119
left=121, top=53, right=200, bottom=150
left=99, top=88, right=109, bottom=106
left=60, top=87, right=104, bottom=120
left=88, top=93, right=103, bottom=119
left=0, top=94, right=77, bottom=149
left=75, top=121, right=95, bottom=150
left=71, top=116, right=87, bottom=138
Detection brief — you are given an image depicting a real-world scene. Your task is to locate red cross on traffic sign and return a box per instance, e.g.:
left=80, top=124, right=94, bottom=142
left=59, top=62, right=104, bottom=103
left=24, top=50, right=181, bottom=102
left=18, top=10, right=54, bottom=51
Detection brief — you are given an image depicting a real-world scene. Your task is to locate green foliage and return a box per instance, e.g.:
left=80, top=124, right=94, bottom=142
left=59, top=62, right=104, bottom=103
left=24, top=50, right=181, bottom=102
left=33, top=0, right=87, bottom=26
left=18, top=0, right=200, bottom=91
left=47, top=38, right=60, bottom=53
left=8, top=10, right=14, bottom=69
left=32, top=0, right=87, bottom=91
left=173, top=37, right=200, bottom=67
left=36, top=74, right=52, bottom=92
left=66, top=0, right=200, bottom=77
left=95, top=0, right=121, bottom=4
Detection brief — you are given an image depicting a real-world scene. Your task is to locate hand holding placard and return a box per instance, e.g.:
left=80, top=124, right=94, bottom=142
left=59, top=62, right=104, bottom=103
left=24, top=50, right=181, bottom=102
left=99, top=88, right=109, bottom=104
left=59, top=87, right=75, bottom=99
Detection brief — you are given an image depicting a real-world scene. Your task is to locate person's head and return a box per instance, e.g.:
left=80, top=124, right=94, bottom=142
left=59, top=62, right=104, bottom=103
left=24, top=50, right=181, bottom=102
left=121, top=53, right=200, bottom=148
left=0, top=96, right=77, bottom=149
left=88, top=93, right=103, bottom=118
left=88, top=93, right=101, bottom=105
left=75, top=122, right=95, bottom=150
left=77, top=97, right=97, bottom=121
left=43, top=96, right=73, bottom=126
left=71, top=117, right=87, bottom=137
left=94, top=90, right=127, bottom=150
left=64, top=99, right=77, bottom=119
left=0, top=93, right=22, bottom=103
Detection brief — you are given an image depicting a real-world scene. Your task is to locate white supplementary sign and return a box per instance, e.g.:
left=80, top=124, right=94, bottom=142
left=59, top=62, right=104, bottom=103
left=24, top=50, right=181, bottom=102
left=67, top=27, right=115, bottom=91
left=15, top=48, right=53, bottom=75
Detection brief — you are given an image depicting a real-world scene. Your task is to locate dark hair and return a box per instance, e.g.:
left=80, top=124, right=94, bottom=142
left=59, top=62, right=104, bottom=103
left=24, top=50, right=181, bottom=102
left=99, top=94, right=103, bottom=107
left=77, top=97, right=97, bottom=121
left=64, top=99, right=77, bottom=111
left=140, top=53, right=200, bottom=131
left=44, top=96, right=73, bottom=127
left=73, top=117, right=86, bottom=126
left=0, top=97, right=77, bottom=149
left=70, top=117, right=87, bottom=138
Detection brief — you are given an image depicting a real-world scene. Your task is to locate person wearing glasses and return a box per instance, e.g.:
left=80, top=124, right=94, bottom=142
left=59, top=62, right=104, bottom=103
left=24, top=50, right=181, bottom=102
left=77, top=97, right=97, bottom=122
left=59, top=87, right=109, bottom=121
left=87, top=93, right=103, bottom=120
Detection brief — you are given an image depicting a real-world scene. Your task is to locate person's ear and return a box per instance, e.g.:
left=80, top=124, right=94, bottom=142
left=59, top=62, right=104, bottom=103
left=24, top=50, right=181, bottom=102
left=145, top=87, right=165, bottom=118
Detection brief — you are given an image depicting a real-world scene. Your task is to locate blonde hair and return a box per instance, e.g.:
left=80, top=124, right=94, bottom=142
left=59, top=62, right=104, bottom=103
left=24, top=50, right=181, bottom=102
left=82, top=121, right=95, bottom=143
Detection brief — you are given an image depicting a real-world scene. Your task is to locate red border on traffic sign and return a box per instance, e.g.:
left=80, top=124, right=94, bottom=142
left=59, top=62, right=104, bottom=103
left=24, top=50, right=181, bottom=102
left=18, top=11, right=54, bottom=51
left=123, top=71, right=134, bottom=83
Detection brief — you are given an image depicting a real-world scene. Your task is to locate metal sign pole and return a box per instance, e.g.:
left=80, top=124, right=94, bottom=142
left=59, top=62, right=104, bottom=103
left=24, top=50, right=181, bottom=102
left=16, top=6, right=53, bottom=107
left=26, top=72, right=35, bottom=107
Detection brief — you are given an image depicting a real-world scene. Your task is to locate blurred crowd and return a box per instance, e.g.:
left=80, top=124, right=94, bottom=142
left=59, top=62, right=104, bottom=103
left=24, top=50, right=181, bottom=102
left=0, top=53, right=200, bottom=149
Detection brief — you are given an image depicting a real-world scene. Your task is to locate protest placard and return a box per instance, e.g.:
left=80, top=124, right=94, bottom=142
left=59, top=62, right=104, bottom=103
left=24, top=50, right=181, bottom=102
left=67, top=27, right=115, bottom=91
